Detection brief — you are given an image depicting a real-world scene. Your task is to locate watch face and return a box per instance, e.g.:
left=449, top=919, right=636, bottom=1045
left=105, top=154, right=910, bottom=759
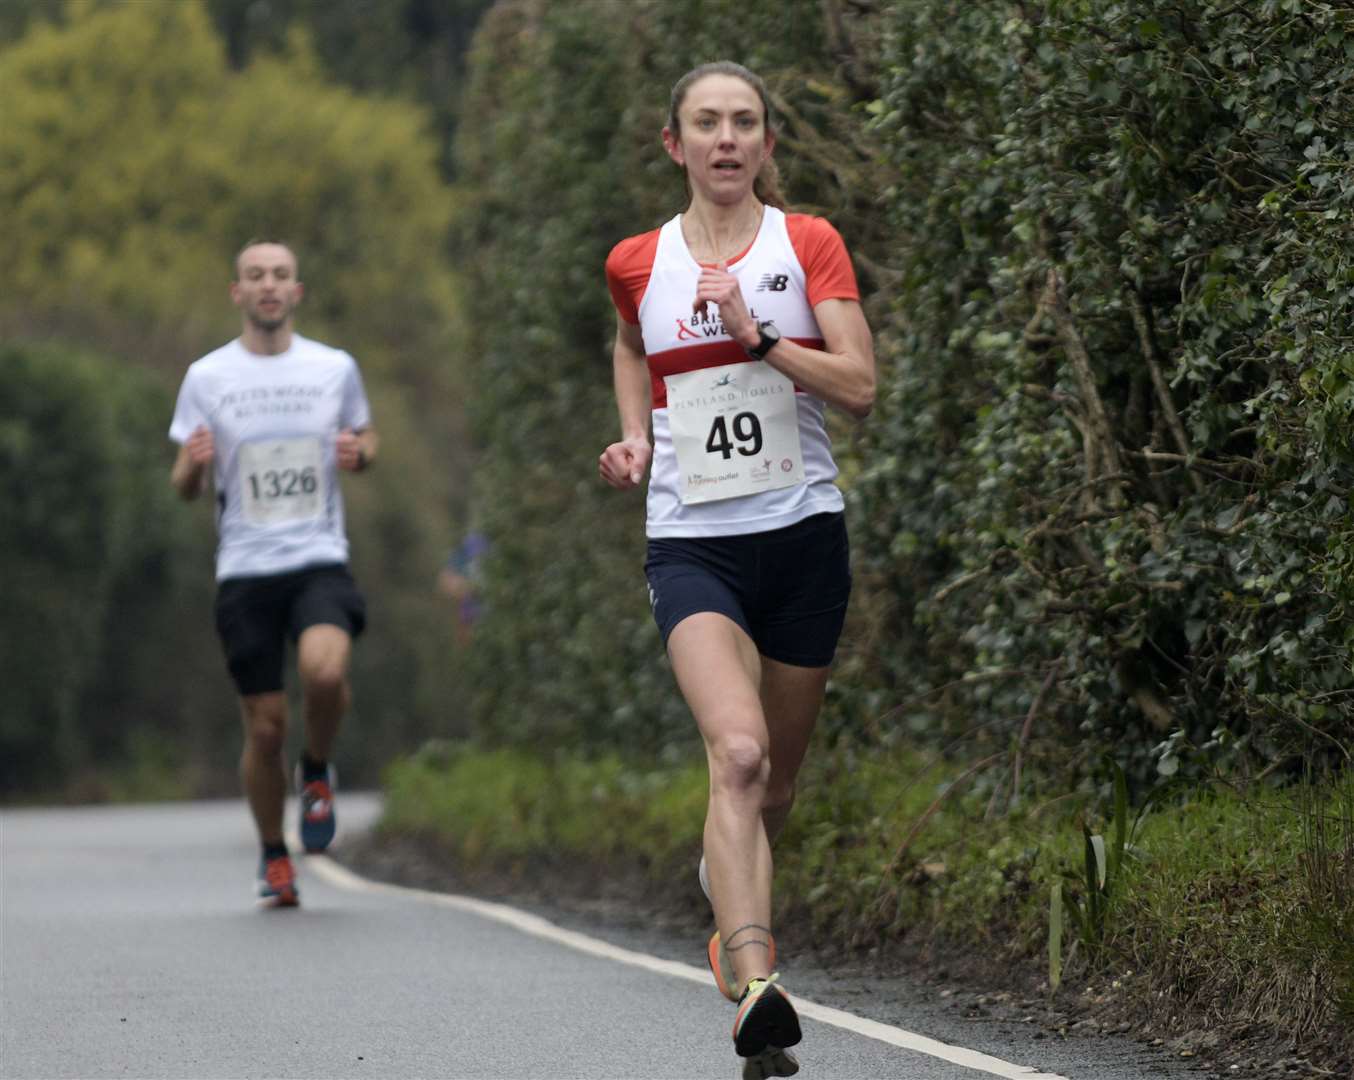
left=748, top=322, right=780, bottom=359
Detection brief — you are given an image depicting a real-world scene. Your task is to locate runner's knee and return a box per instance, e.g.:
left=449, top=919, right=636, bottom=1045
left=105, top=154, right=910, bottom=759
left=299, top=658, right=346, bottom=700
left=243, top=717, right=285, bottom=756
left=241, top=696, right=287, bottom=755
left=709, top=731, right=770, bottom=795
left=297, top=626, right=350, bottom=696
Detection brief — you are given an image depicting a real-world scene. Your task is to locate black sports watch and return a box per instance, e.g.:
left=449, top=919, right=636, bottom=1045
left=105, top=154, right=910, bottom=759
left=746, top=321, right=781, bottom=360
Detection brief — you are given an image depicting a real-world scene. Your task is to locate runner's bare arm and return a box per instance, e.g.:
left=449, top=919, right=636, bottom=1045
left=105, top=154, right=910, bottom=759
left=748, top=297, right=874, bottom=420
left=599, top=317, right=653, bottom=489
left=170, top=424, right=213, bottom=500
left=698, top=265, right=875, bottom=420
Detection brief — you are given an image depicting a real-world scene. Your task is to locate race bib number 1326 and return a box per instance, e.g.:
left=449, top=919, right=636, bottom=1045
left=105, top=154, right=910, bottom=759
left=237, top=436, right=325, bottom=526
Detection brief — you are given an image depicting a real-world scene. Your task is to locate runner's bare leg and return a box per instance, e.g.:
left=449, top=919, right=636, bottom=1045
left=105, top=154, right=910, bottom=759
left=669, top=612, right=774, bottom=992
left=240, top=692, right=288, bottom=845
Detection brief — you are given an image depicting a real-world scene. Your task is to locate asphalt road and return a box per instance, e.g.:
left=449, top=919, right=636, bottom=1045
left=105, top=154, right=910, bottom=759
left=1, top=798, right=1194, bottom=1080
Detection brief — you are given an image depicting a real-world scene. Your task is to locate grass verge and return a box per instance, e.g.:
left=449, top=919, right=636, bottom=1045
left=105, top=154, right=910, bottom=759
left=375, top=739, right=1353, bottom=1071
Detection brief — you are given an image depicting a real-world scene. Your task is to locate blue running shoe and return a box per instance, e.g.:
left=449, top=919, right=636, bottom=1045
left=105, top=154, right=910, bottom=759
left=256, top=853, right=299, bottom=908
left=295, top=763, right=336, bottom=853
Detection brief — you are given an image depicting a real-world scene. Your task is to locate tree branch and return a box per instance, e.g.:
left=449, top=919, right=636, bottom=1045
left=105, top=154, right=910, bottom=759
left=1127, top=287, right=1205, bottom=494
left=1044, top=269, right=1126, bottom=510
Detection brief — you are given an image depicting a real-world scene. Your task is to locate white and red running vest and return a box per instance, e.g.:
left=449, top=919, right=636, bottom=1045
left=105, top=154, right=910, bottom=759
left=606, top=206, right=861, bottom=538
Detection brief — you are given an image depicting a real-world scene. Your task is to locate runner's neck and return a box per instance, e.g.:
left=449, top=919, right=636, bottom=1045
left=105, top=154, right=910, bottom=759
left=682, top=199, right=765, bottom=266
left=240, top=324, right=294, bottom=357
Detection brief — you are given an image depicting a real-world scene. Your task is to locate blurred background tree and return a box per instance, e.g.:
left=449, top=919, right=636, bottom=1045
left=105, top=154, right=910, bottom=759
left=0, top=343, right=190, bottom=795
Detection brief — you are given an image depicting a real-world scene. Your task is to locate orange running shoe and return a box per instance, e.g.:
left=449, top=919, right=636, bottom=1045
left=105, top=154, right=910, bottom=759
left=257, top=853, right=299, bottom=908
left=707, top=930, right=778, bottom=1002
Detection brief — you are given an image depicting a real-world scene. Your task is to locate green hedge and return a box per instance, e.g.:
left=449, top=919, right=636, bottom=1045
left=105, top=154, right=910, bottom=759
left=452, top=0, right=1354, bottom=790
left=851, top=0, right=1354, bottom=785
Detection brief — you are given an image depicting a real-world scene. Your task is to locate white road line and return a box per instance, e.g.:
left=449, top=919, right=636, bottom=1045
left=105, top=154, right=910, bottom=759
left=306, top=854, right=1071, bottom=1080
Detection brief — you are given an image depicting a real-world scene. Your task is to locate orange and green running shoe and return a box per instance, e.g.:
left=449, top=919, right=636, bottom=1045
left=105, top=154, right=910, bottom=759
left=733, top=975, right=802, bottom=1071
left=707, top=929, right=778, bottom=1002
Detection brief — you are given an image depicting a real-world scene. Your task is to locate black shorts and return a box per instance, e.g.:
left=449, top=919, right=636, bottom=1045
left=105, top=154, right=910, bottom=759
left=644, top=512, right=851, bottom=668
left=213, top=563, right=366, bottom=696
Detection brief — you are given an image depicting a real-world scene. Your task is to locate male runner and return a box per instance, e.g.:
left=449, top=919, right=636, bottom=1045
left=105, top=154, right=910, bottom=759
left=169, top=240, right=378, bottom=907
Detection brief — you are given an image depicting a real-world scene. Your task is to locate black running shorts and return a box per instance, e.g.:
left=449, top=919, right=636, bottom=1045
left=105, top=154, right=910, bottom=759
left=213, top=563, right=367, bottom=696
left=644, top=512, right=851, bottom=668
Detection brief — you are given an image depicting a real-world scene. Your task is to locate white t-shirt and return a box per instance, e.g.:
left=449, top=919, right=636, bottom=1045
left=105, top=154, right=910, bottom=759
left=169, top=334, right=372, bottom=581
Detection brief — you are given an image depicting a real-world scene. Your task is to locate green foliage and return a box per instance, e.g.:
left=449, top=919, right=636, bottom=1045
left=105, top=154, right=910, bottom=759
left=446, top=0, right=1354, bottom=782
left=1123, top=774, right=1354, bottom=1043
left=206, top=0, right=493, bottom=175
left=380, top=740, right=707, bottom=867
left=4, top=0, right=1351, bottom=848
left=379, top=741, right=1354, bottom=1055
left=844, top=0, right=1354, bottom=783
left=1050, top=761, right=1137, bottom=988
left=0, top=342, right=203, bottom=794
left=0, top=0, right=459, bottom=364
left=0, top=0, right=62, bottom=44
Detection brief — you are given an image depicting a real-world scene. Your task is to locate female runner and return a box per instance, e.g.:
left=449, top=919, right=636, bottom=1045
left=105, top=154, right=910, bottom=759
left=598, top=60, right=875, bottom=1078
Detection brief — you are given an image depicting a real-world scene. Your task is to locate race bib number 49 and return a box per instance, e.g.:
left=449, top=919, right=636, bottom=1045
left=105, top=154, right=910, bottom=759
left=237, top=436, right=325, bottom=526
left=665, top=360, right=804, bottom=505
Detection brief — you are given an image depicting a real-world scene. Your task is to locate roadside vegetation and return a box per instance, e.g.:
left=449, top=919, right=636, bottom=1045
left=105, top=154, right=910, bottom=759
left=377, top=742, right=1354, bottom=1067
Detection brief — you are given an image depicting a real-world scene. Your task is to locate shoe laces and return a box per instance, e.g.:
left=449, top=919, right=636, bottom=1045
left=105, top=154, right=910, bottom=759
left=264, top=857, right=294, bottom=891
left=302, top=780, right=332, bottom=816
left=739, top=972, right=782, bottom=1004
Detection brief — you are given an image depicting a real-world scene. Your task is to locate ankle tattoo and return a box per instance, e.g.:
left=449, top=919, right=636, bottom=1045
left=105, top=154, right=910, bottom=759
left=724, top=923, right=772, bottom=952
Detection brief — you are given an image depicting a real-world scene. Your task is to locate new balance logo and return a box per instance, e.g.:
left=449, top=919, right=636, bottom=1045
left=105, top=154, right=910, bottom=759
left=756, top=274, right=789, bottom=292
